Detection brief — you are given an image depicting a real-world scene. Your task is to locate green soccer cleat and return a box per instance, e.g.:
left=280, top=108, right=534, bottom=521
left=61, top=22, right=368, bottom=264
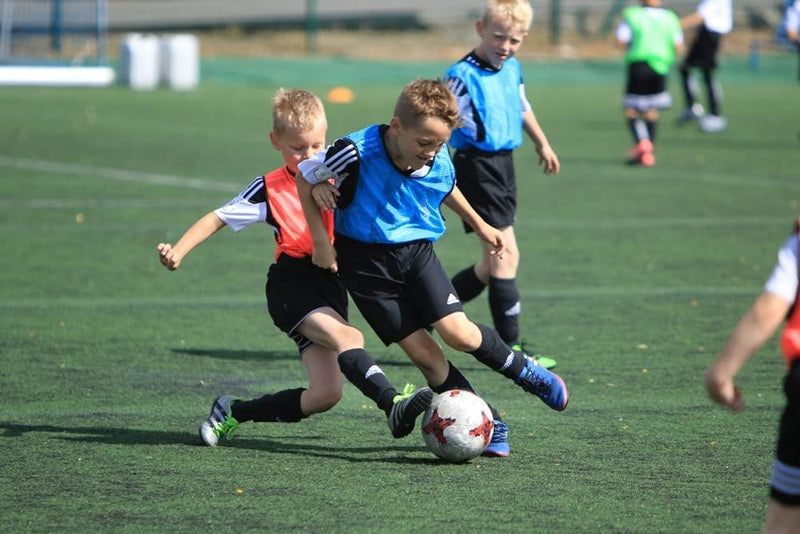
left=388, top=383, right=433, bottom=438
left=512, top=340, right=558, bottom=370
left=199, top=395, right=240, bottom=447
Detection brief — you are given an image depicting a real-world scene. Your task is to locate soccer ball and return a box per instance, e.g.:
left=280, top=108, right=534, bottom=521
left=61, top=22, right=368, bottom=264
left=421, top=390, right=494, bottom=463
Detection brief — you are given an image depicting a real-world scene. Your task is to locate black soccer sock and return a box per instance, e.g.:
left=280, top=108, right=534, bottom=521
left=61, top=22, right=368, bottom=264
left=702, top=67, right=720, bottom=116
left=231, top=388, right=306, bottom=423
left=451, top=265, right=486, bottom=303
left=469, top=323, right=526, bottom=380
left=488, top=277, right=520, bottom=345
left=680, top=67, right=695, bottom=107
left=645, top=120, right=658, bottom=143
left=627, top=118, right=647, bottom=144
left=430, top=362, right=501, bottom=421
left=430, top=360, right=475, bottom=394
left=337, top=348, right=397, bottom=415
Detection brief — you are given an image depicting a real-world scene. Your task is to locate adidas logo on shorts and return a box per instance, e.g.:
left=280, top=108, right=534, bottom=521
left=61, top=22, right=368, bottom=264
left=446, top=293, right=460, bottom=305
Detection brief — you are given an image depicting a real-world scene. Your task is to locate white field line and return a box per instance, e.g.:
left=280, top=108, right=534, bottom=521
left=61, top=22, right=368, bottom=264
left=513, top=216, right=792, bottom=230
left=0, top=156, right=791, bottom=229
left=0, top=295, right=267, bottom=309
left=0, top=199, right=218, bottom=209
left=0, top=286, right=761, bottom=309
left=0, top=197, right=791, bottom=232
left=0, top=155, right=240, bottom=193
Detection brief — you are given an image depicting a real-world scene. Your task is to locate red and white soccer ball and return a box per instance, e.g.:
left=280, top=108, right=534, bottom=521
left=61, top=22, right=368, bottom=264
left=421, top=390, right=494, bottom=463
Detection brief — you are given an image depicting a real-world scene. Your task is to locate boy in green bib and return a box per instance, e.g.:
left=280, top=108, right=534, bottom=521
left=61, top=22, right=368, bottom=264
left=616, top=0, right=684, bottom=166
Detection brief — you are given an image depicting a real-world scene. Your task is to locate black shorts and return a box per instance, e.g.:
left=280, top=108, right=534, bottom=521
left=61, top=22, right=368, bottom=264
left=452, top=148, right=515, bottom=233
left=623, top=62, right=672, bottom=111
left=334, top=234, right=464, bottom=345
left=771, top=358, right=800, bottom=505
left=265, top=253, right=348, bottom=353
left=683, top=26, right=722, bottom=70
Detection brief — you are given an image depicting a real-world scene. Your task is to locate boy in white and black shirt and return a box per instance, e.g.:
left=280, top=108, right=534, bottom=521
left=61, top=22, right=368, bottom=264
left=706, top=221, right=800, bottom=532
left=677, top=0, right=732, bottom=133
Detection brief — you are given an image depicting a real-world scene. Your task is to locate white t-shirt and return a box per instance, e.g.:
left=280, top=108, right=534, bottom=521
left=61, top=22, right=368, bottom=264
left=764, top=234, right=799, bottom=304
left=698, top=0, right=733, bottom=34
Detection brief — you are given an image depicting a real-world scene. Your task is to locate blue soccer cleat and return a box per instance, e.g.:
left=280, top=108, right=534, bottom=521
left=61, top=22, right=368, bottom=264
left=515, top=358, right=569, bottom=411
left=482, top=420, right=510, bottom=457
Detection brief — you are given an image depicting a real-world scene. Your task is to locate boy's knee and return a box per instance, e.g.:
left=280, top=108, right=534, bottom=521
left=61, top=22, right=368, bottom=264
left=438, top=322, right=481, bottom=352
left=329, top=324, right=364, bottom=352
left=338, top=326, right=364, bottom=350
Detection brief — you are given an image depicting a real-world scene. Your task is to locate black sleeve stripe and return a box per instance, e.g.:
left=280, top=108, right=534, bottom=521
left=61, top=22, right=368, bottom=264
left=324, top=139, right=359, bottom=175
left=327, top=145, right=358, bottom=175
left=241, top=176, right=266, bottom=204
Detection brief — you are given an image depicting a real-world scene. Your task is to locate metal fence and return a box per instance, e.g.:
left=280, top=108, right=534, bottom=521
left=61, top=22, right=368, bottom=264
left=0, top=0, right=788, bottom=65
left=101, top=0, right=783, bottom=34
left=0, top=0, right=108, bottom=64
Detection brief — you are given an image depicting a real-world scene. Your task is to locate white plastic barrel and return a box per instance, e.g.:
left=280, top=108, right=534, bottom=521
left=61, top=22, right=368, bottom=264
left=159, top=34, right=200, bottom=91
left=118, top=33, right=160, bottom=90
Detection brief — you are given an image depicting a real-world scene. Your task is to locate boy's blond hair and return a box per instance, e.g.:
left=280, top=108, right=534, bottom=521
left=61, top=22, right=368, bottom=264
left=271, top=88, right=326, bottom=136
left=483, top=0, right=534, bottom=30
left=394, top=78, right=461, bottom=130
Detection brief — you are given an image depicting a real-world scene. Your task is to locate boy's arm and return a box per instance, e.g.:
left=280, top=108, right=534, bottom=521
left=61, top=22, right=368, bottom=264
left=295, top=172, right=338, bottom=272
left=787, top=4, right=800, bottom=42
left=522, top=109, right=560, bottom=176
left=680, top=11, right=704, bottom=30
left=443, top=186, right=504, bottom=258
left=157, top=212, right=226, bottom=271
left=704, top=291, right=791, bottom=411
left=615, top=20, right=631, bottom=48
left=673, top=15, right=686, bottom=54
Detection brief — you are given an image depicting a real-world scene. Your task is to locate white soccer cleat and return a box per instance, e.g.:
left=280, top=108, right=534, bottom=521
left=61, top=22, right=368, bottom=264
left=699, top=114, right=727, bottom=133
left=199, top=395, right=239, bottom=446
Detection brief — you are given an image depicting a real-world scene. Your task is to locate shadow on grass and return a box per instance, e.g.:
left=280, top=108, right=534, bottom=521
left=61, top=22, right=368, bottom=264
left=0, top=422, right=442, bottom=464
left=173, top=347, right=432, bottom=371
left=228, top=436, right=441, bottom=464
left=172, top=348, right=296, bottom=362
left=0, top=422, right=198, bottom=446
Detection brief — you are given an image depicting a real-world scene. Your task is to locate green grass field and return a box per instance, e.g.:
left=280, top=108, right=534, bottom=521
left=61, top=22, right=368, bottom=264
left=1, top=54, right=799, bottom=532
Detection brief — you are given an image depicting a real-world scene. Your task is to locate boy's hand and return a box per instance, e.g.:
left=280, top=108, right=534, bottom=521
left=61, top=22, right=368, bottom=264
left=704, top=366, right=745, bottom=411
left=312, top=242, right=339, bottom=273
left=537, top=144, right=560, bottom=175
left=311, top=182, right=340, bottom=211
left=476, top=224, right=505, bottom=259
left=157, top=243, right=182, bottom=271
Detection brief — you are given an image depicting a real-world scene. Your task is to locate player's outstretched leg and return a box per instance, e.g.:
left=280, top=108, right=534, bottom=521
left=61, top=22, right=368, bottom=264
left=387, top=384, right=434, bottom=438
left=199, top=395, right=240, bottom=446
left=464, top=322, right=568, bottom=411
left=515, top=358, right=569, bottom=411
